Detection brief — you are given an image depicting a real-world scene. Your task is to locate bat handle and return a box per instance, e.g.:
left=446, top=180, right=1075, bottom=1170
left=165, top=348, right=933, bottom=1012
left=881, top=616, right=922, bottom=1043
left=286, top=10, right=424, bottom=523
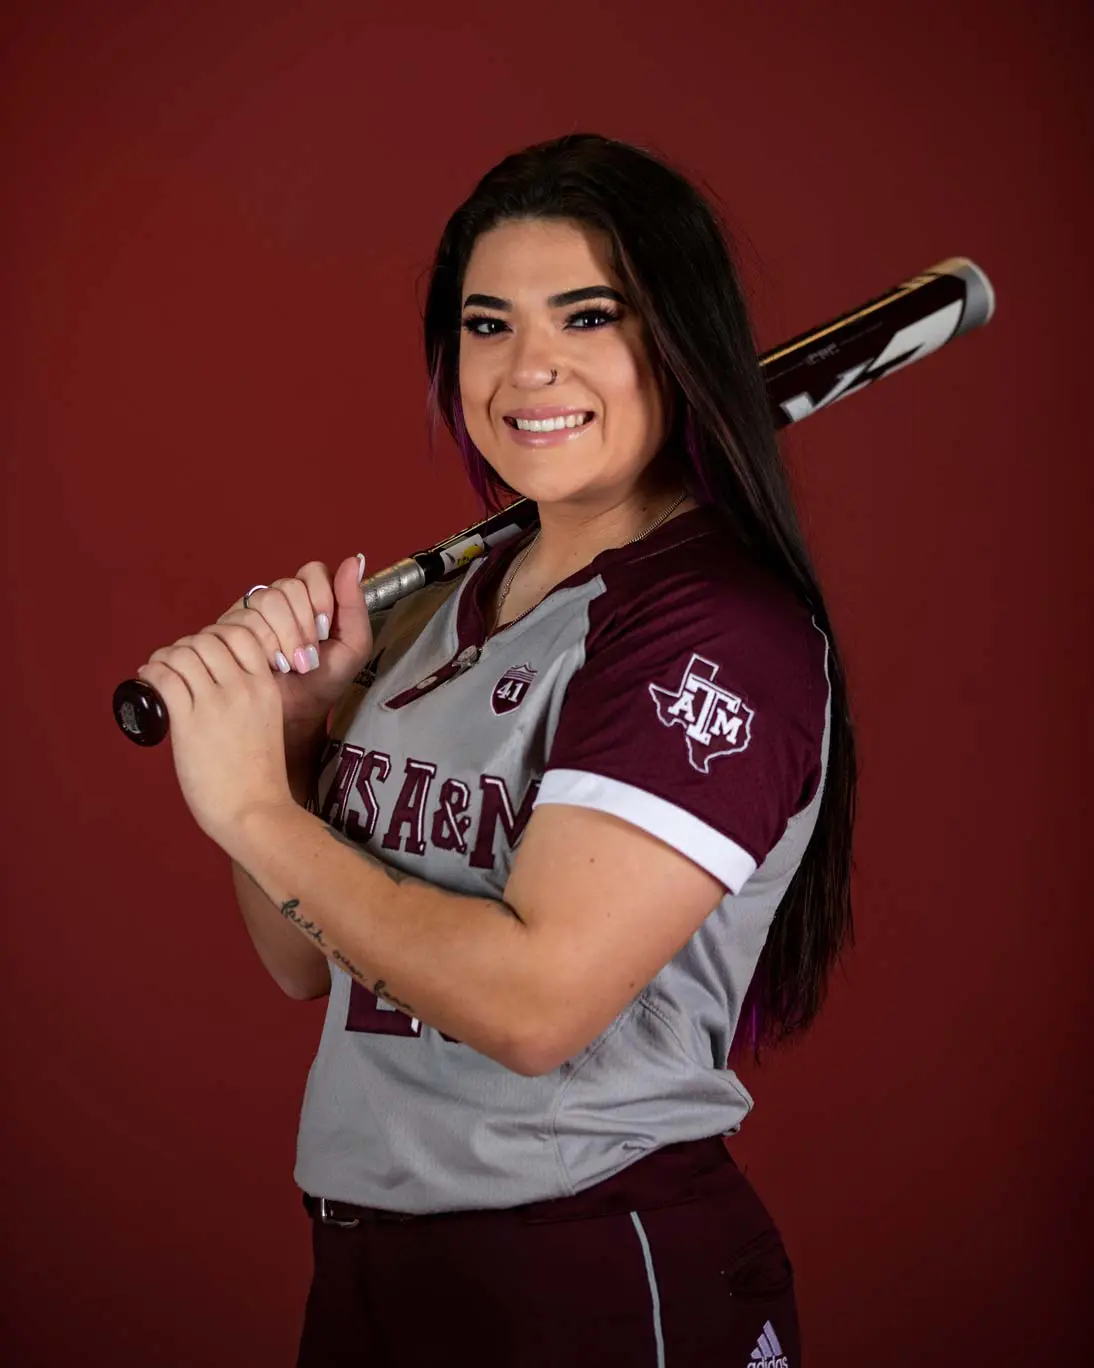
left=111, top=556, right=446, bottom=749
left=113, top=678, right=169, bottom=746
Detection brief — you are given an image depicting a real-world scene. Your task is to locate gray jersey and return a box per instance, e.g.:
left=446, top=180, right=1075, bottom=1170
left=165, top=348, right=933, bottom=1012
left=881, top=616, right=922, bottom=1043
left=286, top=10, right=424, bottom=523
left=295, top=505, right=830, bottom=1214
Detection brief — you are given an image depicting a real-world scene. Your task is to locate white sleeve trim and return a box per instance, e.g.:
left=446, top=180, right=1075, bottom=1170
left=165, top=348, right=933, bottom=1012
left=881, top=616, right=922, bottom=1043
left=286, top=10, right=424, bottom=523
left=534, top=768, right=758, bottom=895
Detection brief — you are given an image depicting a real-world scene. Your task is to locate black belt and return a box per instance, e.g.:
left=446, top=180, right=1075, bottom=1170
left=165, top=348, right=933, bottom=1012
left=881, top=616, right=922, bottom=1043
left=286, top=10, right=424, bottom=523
left=303, top=1193, right=420, bottom=1226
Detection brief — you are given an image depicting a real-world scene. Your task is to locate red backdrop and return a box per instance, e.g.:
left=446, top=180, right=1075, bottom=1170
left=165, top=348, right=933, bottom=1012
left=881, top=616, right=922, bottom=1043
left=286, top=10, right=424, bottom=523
left=3, top=2, right=1091, bottom=1363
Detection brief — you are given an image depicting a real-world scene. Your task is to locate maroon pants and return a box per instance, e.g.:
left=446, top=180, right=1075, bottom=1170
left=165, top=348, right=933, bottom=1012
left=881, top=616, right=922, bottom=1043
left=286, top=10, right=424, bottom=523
left=296, top=1135, right=800, bottom=1367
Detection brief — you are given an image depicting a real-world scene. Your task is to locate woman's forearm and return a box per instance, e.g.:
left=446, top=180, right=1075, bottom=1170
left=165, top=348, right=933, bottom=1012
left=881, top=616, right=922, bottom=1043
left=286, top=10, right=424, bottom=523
left=226, top=802, right=537, bottom=1074
left=230, top=858, right=331, bottom=999
left=230, top=719, right=331, bottom=1000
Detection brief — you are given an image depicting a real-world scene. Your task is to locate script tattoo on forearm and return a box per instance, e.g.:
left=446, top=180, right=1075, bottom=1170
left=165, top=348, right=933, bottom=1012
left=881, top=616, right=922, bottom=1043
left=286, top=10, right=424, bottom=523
left=279, top=900, right=417, bottom=1017
left=329, top=947, right=367, bottom=980
left=279, top=899, right=326, bottom=945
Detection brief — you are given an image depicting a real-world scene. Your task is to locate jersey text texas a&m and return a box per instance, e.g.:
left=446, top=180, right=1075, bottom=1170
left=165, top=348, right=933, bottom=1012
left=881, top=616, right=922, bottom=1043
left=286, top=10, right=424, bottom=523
left=316, top=739, right=540, bottom=870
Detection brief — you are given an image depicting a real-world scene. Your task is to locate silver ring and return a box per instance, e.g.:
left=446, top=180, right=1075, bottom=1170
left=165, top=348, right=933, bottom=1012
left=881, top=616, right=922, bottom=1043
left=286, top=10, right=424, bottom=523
left=243, top=583, right=268, bottom=609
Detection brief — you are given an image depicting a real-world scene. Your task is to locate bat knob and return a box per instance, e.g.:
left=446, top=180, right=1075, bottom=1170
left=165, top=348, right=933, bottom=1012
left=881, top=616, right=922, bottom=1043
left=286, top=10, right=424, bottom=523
left=112, top=678, right=169, bottom=746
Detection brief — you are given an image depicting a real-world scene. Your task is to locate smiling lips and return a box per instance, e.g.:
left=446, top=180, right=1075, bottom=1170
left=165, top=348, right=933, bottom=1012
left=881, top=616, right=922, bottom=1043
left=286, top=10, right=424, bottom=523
left=502, top=407, right=596, bottom=445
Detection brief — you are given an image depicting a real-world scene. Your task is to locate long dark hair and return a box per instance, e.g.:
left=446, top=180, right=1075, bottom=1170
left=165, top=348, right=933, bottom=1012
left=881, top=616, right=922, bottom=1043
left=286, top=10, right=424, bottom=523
left=423, top=133, right=856, bottom=1058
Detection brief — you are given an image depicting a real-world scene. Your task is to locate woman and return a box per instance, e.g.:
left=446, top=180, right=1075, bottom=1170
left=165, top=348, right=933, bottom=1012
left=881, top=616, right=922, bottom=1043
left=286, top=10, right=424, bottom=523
left=138, top=133, right=856, bottom=1367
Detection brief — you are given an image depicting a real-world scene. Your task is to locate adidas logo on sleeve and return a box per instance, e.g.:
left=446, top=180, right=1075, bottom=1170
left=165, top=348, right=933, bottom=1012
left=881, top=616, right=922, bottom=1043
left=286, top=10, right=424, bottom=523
left=749, top=1319, right=789, bottom=1367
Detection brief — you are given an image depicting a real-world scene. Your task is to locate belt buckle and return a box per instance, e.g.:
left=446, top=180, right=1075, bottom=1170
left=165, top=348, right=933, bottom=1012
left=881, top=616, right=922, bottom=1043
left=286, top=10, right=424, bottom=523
left=319, top=1197, right=360, bottom=1229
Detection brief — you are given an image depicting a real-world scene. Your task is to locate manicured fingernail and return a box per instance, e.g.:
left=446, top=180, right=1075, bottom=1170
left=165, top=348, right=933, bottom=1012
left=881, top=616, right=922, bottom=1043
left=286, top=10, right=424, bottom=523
left=356, top=553, right=366, bottom=584
left=274, top=651, right=291, bottom=673
left=292, top=647, right=313, bottom=673
left=316, top=613, right=330, bottom=641
left=306, top=645, right=320, bottom=670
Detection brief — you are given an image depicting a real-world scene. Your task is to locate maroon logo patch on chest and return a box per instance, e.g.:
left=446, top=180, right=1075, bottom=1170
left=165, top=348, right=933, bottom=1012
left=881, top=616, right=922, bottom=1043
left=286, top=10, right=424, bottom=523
left=491, top=661, right=537, bottom=715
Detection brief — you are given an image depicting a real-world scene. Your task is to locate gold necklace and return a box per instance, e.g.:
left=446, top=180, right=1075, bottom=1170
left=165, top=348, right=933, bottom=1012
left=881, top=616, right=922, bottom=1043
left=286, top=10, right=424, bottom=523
left=491, top=490, right=689, bottom=632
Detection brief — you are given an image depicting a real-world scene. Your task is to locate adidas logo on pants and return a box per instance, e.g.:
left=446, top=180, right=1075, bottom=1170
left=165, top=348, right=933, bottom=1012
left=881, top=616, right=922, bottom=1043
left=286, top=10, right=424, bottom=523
left=749, top=1318, right=789, bottom=1367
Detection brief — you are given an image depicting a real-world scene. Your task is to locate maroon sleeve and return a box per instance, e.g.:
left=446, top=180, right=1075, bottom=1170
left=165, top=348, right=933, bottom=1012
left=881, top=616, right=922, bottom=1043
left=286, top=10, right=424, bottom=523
left=535, top=565, right=829, bottom=893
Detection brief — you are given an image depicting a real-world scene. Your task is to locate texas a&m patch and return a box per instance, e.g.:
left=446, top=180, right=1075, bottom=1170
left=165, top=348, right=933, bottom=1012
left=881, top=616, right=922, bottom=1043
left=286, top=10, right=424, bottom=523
left=648, top=652, right=753, bottom=774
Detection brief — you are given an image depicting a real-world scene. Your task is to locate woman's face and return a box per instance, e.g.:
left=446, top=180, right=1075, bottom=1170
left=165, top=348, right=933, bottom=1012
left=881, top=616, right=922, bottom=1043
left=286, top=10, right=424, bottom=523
left=457, top=217, right=669, bottom=507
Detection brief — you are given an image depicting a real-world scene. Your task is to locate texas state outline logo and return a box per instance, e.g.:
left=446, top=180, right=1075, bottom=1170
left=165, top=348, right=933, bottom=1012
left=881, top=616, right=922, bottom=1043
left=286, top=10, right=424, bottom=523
left=648, top=652, right=754, bottom=774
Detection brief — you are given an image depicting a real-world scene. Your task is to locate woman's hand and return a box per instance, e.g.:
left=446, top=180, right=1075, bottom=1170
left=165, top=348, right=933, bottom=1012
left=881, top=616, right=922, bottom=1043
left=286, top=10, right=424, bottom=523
left=135, top=553, right=374, bottom=849
left=218, top=553, right=374, bottom=734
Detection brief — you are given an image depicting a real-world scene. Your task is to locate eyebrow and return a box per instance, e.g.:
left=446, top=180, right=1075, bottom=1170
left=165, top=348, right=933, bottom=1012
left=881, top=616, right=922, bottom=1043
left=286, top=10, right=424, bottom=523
left=462, top=285, right=627, bottom=311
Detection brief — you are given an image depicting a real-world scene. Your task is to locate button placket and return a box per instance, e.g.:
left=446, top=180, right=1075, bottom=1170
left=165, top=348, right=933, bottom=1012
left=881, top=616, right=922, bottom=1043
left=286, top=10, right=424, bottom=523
left=410, top=644, right=481, bottom=698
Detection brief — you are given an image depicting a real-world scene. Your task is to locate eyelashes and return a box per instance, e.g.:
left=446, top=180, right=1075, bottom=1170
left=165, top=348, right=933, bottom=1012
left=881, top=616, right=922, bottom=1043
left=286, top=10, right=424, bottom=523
left=461, top=306, right=623, bottom=338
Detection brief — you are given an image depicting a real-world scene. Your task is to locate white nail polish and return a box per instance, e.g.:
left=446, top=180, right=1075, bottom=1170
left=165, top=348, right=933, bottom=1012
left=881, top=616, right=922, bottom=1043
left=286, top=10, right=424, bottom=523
left=316, top=613, right=330, bottom=641
left=275, top=651, right=291, bottom=673
left=307, top=645, right=320, bottom=670
left=356, top=552, right=366, bottom=584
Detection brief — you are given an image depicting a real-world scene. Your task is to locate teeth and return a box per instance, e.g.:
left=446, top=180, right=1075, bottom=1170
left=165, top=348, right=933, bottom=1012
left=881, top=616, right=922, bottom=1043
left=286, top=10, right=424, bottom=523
left=513, top=413, right=591, bottom=432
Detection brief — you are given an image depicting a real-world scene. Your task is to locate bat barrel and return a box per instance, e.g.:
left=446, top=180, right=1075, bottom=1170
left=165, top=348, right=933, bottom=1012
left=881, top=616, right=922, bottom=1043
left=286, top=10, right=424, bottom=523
left=929, top=258, right=996, bottom=333
left=763, top=257, right=995, bottom=427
